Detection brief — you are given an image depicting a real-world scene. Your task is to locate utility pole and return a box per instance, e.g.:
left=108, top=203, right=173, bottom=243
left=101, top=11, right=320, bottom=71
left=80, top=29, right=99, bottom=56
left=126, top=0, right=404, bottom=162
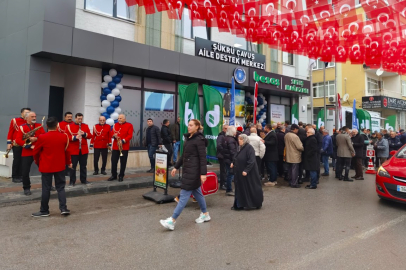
left=323, top=63, right=327, bottom=128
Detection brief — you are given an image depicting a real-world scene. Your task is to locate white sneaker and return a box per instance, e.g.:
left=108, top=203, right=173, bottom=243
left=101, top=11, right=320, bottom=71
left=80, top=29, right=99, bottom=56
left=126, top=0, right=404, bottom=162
left=160, top=217, right=175, bottom=230
left=195, top=212, right=211, bottom=224
left=264, top=182, right=276, bottom=187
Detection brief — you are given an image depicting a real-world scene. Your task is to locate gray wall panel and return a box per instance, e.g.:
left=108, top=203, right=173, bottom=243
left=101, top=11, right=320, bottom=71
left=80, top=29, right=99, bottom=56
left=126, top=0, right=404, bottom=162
left=0, top=38, right=5, bottom=76
left=149, top=47, right=180, bottom=75
left=205, top=59, right=229, bottom=82
left=72, top=29, right=114, bottom=63
left=27, top=69, right=51, bottom=116
left=113, top=38, right=150, bottom=69
left=0, top=1, right=7, bottom=39
left=6, top=30, right=28, bottom=75
left=27, top=22, right=44, bottom=56
left=44, top=0, right=76, bottom=27
left=42, top=22, right=73, bottom=56
left=2, top=71, right=27, bottom=112
left=28, top=0, right=45, bottom=27
left=179, top=54, right=206, bottom=79
left=27, top=56, right=51, bottom=73
left=6, top=0, right=30, bottom=36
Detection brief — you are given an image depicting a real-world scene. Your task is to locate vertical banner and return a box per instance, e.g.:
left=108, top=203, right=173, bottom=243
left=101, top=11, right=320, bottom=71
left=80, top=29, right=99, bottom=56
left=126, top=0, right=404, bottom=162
left=356, top=109, right=371, bottom=130
left=352, top=99, right=359, bottom=130
left=270, top=104, right=285, bottom=124
left=203, top=85, right=223, bottom=163
left=337, top=93, right=342, bottom=128
left=291, top=103, right=299, bottom=124
left=385, top=115, right=396, bottom=131
left=178, top=83, right=200, bottom=153
left=253, top=82, right=258, bottom=124
left=229, top=77, right=236, bottom=126
left=317, top=109, right=325, bottom=129
left=154, top=152, right=168, bottom=189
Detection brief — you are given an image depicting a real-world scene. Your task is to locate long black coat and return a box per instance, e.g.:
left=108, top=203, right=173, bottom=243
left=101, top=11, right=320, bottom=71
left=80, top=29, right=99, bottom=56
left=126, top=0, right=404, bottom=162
left=351, top=134, right=364, bottom=158
left=297, top=127, right=307, bottom=143
left=263, top=131, right=278, bottom=162
left=303, top=135, right=319, bottom=171
left=276, top=131, right=285, bottom=156
left=174, top=132, right=207, bottom=191
left=160, top=125, right=172, bottom=145
left=233, top=144, right=263, bottom=209
left=216, top=131, right=226, bottom=159
left=146, top=125, right=162, bottom=147
left=222, top=135, right=238, bottom=164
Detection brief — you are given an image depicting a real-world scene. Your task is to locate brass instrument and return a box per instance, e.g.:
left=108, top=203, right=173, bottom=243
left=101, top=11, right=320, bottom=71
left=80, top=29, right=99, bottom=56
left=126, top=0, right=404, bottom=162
left=3, top=142, right=16, bottom=158
left=117, top=137, right=124, bottom=156
left=78, top=123, right=82, bottom=150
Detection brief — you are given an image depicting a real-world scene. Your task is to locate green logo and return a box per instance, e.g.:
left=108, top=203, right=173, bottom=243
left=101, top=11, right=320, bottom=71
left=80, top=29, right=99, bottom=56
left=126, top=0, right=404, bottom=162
left=253, top=71, right=280, bottom=86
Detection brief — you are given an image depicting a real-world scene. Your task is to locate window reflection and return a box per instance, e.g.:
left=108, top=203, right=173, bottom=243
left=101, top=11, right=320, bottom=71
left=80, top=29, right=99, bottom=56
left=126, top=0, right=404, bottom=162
left=145, top=92, right=174, bottom=112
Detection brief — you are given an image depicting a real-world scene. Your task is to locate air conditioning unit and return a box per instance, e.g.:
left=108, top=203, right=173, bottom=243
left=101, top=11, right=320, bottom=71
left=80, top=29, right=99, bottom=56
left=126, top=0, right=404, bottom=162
left=328, top=96, right=336, bottom=103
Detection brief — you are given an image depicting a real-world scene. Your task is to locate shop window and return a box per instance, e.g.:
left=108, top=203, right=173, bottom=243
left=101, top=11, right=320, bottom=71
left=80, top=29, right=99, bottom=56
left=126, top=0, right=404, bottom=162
left=367, top=77, right=382, bottom=95
left=402, top=81, right=406, bottom=97
left=234, top=36, right=247, bottom=50
left=283, top=52, right=294, bottom=65
left=313, top=81, right=335, bottom=98
left=182, top=8, right=208, bottom=40
left=312, top=60, right=335, bottom=70
left=85, top=0, right=138, bottom=22
left=120, top=88, right=142, bottom=148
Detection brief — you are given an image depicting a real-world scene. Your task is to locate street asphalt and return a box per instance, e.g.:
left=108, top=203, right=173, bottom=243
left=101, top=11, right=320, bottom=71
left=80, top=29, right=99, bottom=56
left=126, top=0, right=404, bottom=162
left=1, top=172, right=406, bottom=270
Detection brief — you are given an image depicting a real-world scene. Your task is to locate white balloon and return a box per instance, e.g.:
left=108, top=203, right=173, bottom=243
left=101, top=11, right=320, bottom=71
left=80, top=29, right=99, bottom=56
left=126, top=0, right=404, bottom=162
left=261, top=114, right=266, bottom=119
left=263, top=100, right=268, bottom=105
left=102, top=100, right=111, bottom=108
left=259, top=119, right=264, bottom=123
left=115, top=107, right=122, bottom=113
left=259, top=105, right=264, bottom=109
left=109, top=69, right=117, bottom=77
left=116, top=84, right=123, bottom=90
left=112, top=88, right=120, bottom=96
left=256, top=107, right=261, bottom=111
left=104, top=75, right=112, bottom=83
left=107, top=94, right=116, bottom=102
left=101, top=82, right=108, bottom=88
left=106, top=118, right=114, bottom=126
left=110, top=112, right=119, bottom=120
left=99, top=107, right=106, bottom=113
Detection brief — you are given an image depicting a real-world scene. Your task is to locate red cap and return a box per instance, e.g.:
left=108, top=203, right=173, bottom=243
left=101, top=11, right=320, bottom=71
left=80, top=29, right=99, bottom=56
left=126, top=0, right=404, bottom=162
left=237, top=127, right=243, bottom=132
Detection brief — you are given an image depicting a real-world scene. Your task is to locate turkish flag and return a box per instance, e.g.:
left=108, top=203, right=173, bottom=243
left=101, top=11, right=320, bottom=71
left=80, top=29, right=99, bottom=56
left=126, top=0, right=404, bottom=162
left=261, top=0, right=279, bottom=18
left=155, top=0, right=169, bottom=12
left=367, top=7, right=399, bottom=34
left=281, top=0, right=303, bottom=14
left=334, top=44, right=348, bottom=63
left=216, top=4, right=230, bottom=32
left=360, top=0, right=387, bottom=14
left=305, top=0, right=328, bottom=9
left=245, top=0, right=260, bottom=19
left=294, top=10, right=314, bottom=27
left=125, top=0, right=138, bottom=6
left=228, top=3, right=244, bottom=35
left=332, top=0, right=357, bottom=20
left=348, top=43, right=365, bottom=64
left=311, top=4, right=335, bottom=23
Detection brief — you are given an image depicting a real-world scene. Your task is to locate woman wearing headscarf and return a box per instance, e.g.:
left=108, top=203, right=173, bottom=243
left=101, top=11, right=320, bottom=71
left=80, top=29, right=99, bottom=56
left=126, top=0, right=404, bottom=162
left=230, top=134, right=263, bottom=210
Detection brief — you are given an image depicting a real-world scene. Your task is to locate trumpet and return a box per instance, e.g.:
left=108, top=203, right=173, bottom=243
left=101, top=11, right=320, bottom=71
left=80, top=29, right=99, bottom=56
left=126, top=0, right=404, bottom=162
left=117, top=137, right=124, bottom=157
left=3, top=142, right=16, bottom=158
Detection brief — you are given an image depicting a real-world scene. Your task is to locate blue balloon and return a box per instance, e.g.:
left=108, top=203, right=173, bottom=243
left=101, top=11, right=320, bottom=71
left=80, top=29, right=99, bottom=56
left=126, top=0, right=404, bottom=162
left=113, top=77, right=121, bottom=84
left=108, top=82, right=116, bottom=90
left=111, top=101, right=119, bottom=108
left=100, top=95, right=107, bottom=101
left=117, top=73, right=123, bottom=78
left=103, top=88, right=111, bottom=95
left=115, top=95, right=122, bottom=102
left=102, top=70, right=109, bottom=76
left=114, top=119, right=118, bottom=123
left=106, top=106, right=115, bottom=114
left=102, top=112, right=110, bottom=119
left=257, top=97, right=264, bottom=106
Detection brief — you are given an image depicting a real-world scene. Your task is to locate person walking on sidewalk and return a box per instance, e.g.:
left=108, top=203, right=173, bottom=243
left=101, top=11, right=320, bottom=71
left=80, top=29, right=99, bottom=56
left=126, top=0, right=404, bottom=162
left=170, top=116, right=180, bottom=164
left=321, top=129, right=333, bottom=176
left=336, top=127, right=356, bottom=181
left=145, top=118, right=162, bottom=173
left=32, top=117, right=72, bottom=217
left=90, top=116, right=111, bottom=175
left=160, top=119, right=210, bottom=231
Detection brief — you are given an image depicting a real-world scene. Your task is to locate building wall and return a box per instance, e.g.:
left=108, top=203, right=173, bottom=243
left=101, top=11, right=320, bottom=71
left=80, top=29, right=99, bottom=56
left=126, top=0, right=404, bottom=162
left=312, top=66, right=336, bottom=108
left=383, top=76, right=401, bottom=98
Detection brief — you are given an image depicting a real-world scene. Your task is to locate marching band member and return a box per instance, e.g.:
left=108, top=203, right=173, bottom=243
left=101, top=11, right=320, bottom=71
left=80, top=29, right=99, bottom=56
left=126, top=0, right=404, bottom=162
left=65, top=113, right=92, bottom=187
left=90, top=116, right=111, bottom=175
left=15, top=111, right=46, bottom=195
left=108, top=114, right=133, bottom=182
left=6, top=108, right=30, bottom=183
left=32, top=117, right=72, bottom=217
left=58, top=112, right=73, bottom=133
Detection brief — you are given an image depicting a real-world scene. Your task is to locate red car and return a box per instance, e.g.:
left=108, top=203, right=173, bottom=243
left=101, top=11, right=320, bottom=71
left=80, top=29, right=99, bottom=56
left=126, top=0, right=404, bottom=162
left=376, top=145, right=406, bottom=203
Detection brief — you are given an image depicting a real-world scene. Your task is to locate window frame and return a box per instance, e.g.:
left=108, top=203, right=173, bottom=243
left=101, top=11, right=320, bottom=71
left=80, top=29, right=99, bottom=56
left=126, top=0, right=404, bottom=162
left=283, top=52, right=294, bottom=66
left=84, top=0, right=138, bottom=23
left=367, top=77, right=382, bottom=95
left=312, top=81, right=336, bottom=98
left=402, top=80, right=406, bottom=97
left=312, top=60, right=335, bottom=70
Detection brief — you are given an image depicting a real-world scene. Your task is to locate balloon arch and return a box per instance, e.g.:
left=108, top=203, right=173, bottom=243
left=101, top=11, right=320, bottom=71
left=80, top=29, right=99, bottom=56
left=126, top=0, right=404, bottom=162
left=100, top=69, right=123, bottom=126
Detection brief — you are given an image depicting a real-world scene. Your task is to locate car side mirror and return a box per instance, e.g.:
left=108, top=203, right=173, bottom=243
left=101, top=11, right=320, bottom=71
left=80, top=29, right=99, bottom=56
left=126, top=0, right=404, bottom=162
left=390, top=150, right=397, bottom=156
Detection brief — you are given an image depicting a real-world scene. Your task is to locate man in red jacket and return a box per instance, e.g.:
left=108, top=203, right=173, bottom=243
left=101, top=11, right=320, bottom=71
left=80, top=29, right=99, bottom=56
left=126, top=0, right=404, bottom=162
left=90, top=116, right=111, bottom=175
left=6, top=108, right=30, bottom=183
left=58, top=112, right=73, bottom=133
left=32, top=117, right=72, bottom=217
left=108, top=114, right=133, bottom=182
left=65, top=113, right=92, bottom=186
left=15, top=111, right=46, bottom=195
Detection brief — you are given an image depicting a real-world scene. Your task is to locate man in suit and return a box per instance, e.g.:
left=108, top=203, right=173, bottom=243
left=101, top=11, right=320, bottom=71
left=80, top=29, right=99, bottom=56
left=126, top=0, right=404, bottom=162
left=32, top=117, right=72, bottom=217
left=145, top=118, right=162, bottom=173
left=336, top=127, right=356, bottom=181
left=263, top=124, right=279, bottom=187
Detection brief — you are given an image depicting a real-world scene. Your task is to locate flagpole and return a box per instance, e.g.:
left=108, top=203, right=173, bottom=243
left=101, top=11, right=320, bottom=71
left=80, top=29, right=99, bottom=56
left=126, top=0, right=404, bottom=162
left=323, top=63, right=327, bottom=128
left=335, top=62, right=338, bottom=130
left=310, top=64, right=314, bottom=125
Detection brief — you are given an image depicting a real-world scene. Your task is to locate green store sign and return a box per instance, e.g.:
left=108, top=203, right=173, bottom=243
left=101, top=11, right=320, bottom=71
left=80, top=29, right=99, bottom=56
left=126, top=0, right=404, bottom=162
left=251, top=70, right=310, bottom=95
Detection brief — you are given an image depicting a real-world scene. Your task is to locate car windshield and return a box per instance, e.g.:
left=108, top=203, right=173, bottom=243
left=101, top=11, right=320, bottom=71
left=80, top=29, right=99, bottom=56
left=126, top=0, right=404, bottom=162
left=396, top=146, right=406, bottom=159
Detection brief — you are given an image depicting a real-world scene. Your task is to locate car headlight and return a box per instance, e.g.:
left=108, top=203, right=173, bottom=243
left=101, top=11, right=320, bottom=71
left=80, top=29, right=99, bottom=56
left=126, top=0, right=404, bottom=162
left=377, top=166, right=391, bottom=179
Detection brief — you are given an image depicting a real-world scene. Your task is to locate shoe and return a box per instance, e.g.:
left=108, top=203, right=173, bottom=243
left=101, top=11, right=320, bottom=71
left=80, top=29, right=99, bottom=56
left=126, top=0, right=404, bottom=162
left=101, top=171, right=107, bottom=175
left=355, top=177, right=364, bottom=180
left=147, top=169, right=154, bottom=173
left=226, top=191, right=235, bottom=196
left=160, top=217, right=175, bottom=231
left=264, top=182, right=276, bottom=187
left=32, top=211, right=50, bottom=217
left=195, top=212, right=211, bottom=223
left=192, top=198, right=197, bottom=203
left=82, top=181, right=91, bottom=185
left=220, top=185, right=227, bottom=190
left=12, top=178, right=22, bottom=183
left=68, top=183, right=74, bottom=188
left=174, top=196, right=179, bottom=203
left=231, top=206, right=244, bottom=211
left=61, top=209, right=71, bottom=215
left=351, top=175, right=357, bottom=179
left=290, top=185, right=301, bottom=188
left=338, top=176, right=343, bottom=181
left=305, top=185, right=317, bottom=189
left=107, top=176, right=117, bottom=181
left=93, top=171, right=99, bottom=175
left=343, top=178, right=353, bottom=182
left=51, top=186, right=56, bottom=191
left=24, top=189, right=31, bottom=196
left=118, top=177, right=124, bottom=182
left=321, top=173, right=329, bottom=176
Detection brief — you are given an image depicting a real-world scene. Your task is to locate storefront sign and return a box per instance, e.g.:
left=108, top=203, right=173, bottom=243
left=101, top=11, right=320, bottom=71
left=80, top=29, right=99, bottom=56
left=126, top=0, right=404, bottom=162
left=195, top=37, right=266, bottom=70
left=249, top=69, right=310, bottom=95
left=154, top=152, right=168, bottom=189
left=270, top=104, right=285, bottom=124
left=362, top=96, right=406, bottom=111
left=234, top=68, right=246, bottom=84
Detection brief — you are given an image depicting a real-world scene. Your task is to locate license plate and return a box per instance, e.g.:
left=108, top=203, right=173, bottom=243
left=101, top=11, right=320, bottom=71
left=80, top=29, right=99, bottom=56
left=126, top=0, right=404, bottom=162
left=397, top=186, right=406, bottom=193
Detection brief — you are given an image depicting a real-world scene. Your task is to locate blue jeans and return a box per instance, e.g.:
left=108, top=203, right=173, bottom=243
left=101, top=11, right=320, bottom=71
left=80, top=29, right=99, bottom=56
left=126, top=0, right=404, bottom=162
left=173, top=141, right=180, bottom=163
left=322, top=155, right=329, bottom=174
left=172, top=188, right=207, bottom=220
left=309, top=170, right=318, bottom=187
left=225, top=164, right=234, bottom=192
left=265, top=161, right=277, bottom=182
left=147, top=145, right=157, bottom=170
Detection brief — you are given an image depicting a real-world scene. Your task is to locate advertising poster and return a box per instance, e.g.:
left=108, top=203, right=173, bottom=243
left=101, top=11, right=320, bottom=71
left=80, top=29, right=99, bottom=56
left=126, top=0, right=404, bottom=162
left=385, top=115, right=396, bottom=132
left=270, top=104, right=285, bottom=124
left=154, top=152, right=168, bottom=189
left=212, top=86, right=245, bottom=118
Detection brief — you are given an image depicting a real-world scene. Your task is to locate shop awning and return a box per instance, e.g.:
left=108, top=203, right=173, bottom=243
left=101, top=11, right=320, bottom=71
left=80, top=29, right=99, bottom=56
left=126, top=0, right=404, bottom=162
left=356, top=109, right=372, bottom=130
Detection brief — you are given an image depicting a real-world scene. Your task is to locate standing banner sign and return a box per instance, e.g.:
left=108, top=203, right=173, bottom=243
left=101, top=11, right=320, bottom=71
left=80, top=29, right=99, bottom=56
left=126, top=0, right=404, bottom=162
left=317, top=109, right=325, bottom=129
left=291, top=103, right=299, bottom=124
left=229, top=77, right=236, bottom=126
left=352, top=99, right=359, bottom=130
left=253, top=82, right=258, bottom=124
left=385, top=115, right=396, bottom=131
left=337, top=93, right=342, bottom=128
left=178, top=83, right=200, bottom=153
left=203, top=85, right=223, bottom=163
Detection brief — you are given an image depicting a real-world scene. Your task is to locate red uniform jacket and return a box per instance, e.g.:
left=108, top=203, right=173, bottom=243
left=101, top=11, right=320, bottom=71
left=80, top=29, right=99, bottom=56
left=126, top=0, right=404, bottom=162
left=90, top=124, right=112, bottom=149
left=33, top=131, right=72, bottom=173
left=7, top=117, right=26, bottom=145
left=111, top=122, right=133, bottom=151
left=58, top=120, right=73, bottom=133
left=65, top=123, right=92, bottom=155
left=15, top=123, right=46, bottom=157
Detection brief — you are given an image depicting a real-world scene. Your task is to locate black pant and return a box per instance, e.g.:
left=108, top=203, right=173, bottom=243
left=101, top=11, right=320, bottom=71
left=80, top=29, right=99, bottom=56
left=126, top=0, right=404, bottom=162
left=111, top=150, right=129, bottom=178
left=355, top=157, right=363, bottom=177
left=40, top=171, right=67, bottom=212
left=94, top=148, right=108, bottom=172
left=21, top=156, right=34, bottom=190
left=11, top=146, right=23, bottom=179
left=337, top=157, right=351, bottom=179
left=70, top=151, right=88, bottom=184
left=277, top=155, right=285, bottom=177
left=218, top=158, right=226, bottom=187
left=164, top=143, right=173, bottom=166
left=288, top=163, right=300, bottom=186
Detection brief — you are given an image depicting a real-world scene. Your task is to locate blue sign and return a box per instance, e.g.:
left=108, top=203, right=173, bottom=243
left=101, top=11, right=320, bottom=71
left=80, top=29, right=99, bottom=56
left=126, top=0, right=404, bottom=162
left=230, top=77, right=236, bottom=125
left=234, top=68, right=246, bottom=84
left=352, top=99, right=358, bottom=130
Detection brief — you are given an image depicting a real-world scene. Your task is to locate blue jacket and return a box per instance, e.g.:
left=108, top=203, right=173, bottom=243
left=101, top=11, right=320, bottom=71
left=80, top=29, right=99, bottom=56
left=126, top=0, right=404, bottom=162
left=388, top=136, right=402, bottom=152
left=322, top=134, right=333, bottom=156
left=376, top=138, right=389, bottom=158
left=400, top=133, right=406, bottom=146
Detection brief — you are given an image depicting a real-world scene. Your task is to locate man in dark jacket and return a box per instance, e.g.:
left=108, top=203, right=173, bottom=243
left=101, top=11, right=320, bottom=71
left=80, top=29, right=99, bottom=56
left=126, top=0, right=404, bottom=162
left=216, top=125, right=228, bottom=190
left=222, top=126, right=238, bottom=196
left=161, top=119, right=173, bottom=167
left=276, top=126, right=286, bottom=178
left=146, top=118, right=162, bottom=173
left=388, top=131, right=402, bottom=157
left=400, top=129, right=406, bottom=145
left=321, top=129, right=333, bottom=176
left=263, top=124, right=279, bottom=186
left=303, top=128, right=319, bottom=189
left=170, top=116, right=180, bottom=164
left=351, top=129, right=365, bottom=180
left=297, top=122, right=307, bottom=143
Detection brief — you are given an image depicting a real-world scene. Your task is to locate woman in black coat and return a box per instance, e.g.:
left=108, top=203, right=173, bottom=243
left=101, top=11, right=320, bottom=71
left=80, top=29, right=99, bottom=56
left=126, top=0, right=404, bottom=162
left=230, top=134, right=263, bottom=210
left=303, top=129, right=319, bottom=189
left=160, top=119, right=210, bottom=231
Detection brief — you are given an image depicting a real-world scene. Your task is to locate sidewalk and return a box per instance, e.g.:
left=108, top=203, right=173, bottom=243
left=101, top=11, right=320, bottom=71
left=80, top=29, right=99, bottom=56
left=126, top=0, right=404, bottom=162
left=0, top=165, right=220, bottom=206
